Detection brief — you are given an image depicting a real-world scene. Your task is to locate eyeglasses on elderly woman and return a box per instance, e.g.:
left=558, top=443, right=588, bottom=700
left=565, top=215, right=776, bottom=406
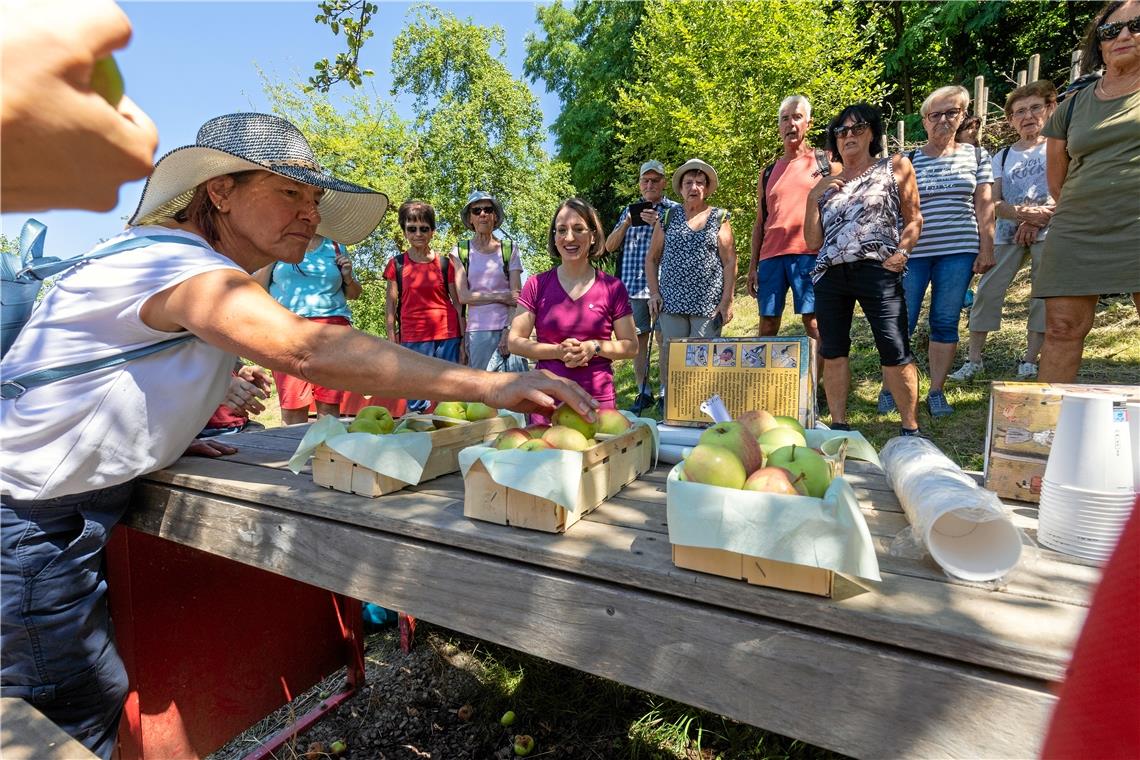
left=469, top=205, right=496, bottom=216
left=925, top=108, right=963, bottom=122
left=832, top=122, right=870, bottom=138
left=1096, top=14, right=1140, bottom=41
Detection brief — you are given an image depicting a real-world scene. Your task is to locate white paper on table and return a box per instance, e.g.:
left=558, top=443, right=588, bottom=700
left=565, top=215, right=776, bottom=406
left=287, top=414, right=432, bottom=484
left=804, top=429, right=882, bottom=467
left=666, top=464, right=881, bottom=581
left=458, top=444, right=585, bottom=512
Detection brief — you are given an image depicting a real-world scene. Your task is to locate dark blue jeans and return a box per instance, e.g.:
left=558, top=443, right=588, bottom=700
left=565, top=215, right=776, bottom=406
left=402, top=337, right=462, bottom=412
left=1, top=483, right=134, bottom=760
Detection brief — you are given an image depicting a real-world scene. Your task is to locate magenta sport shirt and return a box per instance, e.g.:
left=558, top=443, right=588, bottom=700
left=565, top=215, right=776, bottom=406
left=517, top=268, right=633, bottom=410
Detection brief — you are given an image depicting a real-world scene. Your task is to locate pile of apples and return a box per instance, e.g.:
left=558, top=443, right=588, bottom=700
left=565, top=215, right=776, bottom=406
left=681, top=411, right=833, bottom=497
left=345, top=401, right=498, bottom=435
left=491, top=405, right=633, bottom=452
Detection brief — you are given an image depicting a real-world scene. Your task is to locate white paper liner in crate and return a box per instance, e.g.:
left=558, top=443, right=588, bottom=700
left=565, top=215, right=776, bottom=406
left=666, top=465, right=882, bottom=582
left=458, top=412, right=658, bottom=513
left=288, top=411, right=525, bottom=485
left=880, top=436, right=1024, bottom=582
left=659, top=428, right=881, bottom=467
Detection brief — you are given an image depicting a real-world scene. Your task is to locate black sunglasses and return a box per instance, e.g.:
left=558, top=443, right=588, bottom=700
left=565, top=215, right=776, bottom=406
left=1096, top=14, right=1140, bottom=41
left=833, top=122, right=870, bottom=138
left=404, top=224, right=432, bottom=234
left=469, top=206, right=496, bottom=216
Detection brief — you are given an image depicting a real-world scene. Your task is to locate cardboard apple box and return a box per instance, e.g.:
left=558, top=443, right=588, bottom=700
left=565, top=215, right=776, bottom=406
left=308, top=414, right=516, bottom=497
left=984, top=382, right=1140, bottom=503
left=462, top=424, right=654, bottom=533
left=667, top=437, right=882, bottom=598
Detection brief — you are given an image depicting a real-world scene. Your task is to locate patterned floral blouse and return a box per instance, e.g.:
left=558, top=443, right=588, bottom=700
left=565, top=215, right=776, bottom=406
left=809, top=157, right=901, bottom=283
left=658, top=206, right=728, bottom=317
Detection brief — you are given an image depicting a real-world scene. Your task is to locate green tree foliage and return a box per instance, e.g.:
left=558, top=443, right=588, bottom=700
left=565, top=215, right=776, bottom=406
left=616, top=0, right=883, bottom=270
left=524, top=1, right=645, bottom=227
left=850, top=1, right=1100, bottom=140
left=309, top=0, right=377, bottom=92
left=392, top=5, right=573, bottom=274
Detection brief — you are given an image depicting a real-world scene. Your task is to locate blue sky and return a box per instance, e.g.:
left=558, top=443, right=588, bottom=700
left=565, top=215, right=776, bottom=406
left=1, top=0, right=559, bottom=256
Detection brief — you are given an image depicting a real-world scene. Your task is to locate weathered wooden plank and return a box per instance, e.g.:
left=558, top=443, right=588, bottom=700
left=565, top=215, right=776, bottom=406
left=0, top=698, right=97, bottom=760
left=124, top=487, right=1055, bottom=760
left=135, top=466, right=1085, bottom=681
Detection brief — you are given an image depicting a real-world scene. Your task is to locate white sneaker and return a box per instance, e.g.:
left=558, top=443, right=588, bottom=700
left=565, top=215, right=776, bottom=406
left=1016, top=361, right=1038, bottom=379
left=948, top=361, right=983, bottom=382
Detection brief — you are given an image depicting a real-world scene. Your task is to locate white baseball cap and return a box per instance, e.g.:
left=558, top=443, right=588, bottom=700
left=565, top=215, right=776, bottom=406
left=639, top=160, right=666, bottom=177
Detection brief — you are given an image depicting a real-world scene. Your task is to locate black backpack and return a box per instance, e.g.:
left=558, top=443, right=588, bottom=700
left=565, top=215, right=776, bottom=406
left=760, top=149, right=831, bottom=221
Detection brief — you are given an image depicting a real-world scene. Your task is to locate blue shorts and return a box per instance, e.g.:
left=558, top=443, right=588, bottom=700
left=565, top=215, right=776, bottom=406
left=903, top=253, right=975, bottom=343
left=757, top=254, right=817, bottom=316
left=402, top=337, right=461, bottom=412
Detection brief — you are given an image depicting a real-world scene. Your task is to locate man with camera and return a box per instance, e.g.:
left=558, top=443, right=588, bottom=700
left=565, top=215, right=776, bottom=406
left=605, top=160, right=682, bottom=413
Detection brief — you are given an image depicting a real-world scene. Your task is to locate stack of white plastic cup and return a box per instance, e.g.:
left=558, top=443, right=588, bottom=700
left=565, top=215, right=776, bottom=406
left=1038, top=393, right=1136, bottom=562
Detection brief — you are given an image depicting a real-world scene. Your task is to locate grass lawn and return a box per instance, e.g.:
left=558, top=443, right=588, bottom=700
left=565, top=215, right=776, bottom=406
left=240, top=271, right=1137, bottom=758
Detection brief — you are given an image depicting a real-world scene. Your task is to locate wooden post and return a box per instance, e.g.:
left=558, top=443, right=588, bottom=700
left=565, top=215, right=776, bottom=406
left=880, top=134, right=888, bottom=157
left=1017, top=70, right=1027, bottom=87
left=897, top=120, right=905, bottom=152
left=981, top=86, right=989, bottom=127
left=974, top=75, right=985, bottom=115
left=1029, top=53, right=1040, bottom=82
left=1071, top=50, right=1082, bottom=82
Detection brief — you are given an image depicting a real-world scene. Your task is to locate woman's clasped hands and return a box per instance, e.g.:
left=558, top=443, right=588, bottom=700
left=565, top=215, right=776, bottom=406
left=559, top=337, right=596, bottom=368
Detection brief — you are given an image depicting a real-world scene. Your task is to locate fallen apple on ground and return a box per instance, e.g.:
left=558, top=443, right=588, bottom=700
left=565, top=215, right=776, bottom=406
left=513, top=735, right=535, bottom=757
left=499, top=710, right=516, bottom=727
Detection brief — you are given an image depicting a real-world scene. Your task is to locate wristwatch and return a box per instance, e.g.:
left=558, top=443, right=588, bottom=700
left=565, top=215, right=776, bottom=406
left=591, top=340, right=602, bottom=357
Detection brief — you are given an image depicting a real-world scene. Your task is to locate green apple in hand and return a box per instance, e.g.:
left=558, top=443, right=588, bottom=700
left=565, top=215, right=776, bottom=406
left=91, top=56, right=124, bottom=107
left=551, top=403, right=597, bottom=439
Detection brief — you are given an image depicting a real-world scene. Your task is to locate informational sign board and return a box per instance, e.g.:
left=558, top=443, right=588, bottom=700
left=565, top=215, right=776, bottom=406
left=664, top=336, right=815, bottom=427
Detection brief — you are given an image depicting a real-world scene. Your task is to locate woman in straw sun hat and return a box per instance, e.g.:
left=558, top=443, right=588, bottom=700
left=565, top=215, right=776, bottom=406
left=644, top=158, right=736, bottom=409
left=0, top=112, right=594, bottom=758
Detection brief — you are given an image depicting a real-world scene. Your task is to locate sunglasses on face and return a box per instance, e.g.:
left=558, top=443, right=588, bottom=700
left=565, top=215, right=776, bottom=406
left=1096, top=14, right=1140, bottom=41
left=1011, top=103, right=1047, bottom=119
left=925, top=108, right=963, bottom=122
left=404, top=225, right=432, bottom=234
left=469, top=206, right=495, bottom=216
left=833, top=122, right=870, bottom=138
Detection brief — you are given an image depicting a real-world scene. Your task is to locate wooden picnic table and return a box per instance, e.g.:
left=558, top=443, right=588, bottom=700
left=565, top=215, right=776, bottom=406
left=126, top=423, right=1097, bottom=759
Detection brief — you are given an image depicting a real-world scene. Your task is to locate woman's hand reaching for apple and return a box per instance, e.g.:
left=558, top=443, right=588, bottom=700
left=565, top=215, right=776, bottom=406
left=481, top=369, right=597, bottom=419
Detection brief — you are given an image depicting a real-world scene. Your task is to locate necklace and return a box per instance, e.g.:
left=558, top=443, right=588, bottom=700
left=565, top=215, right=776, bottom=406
left=1097, top=69, right=1140, bottom=98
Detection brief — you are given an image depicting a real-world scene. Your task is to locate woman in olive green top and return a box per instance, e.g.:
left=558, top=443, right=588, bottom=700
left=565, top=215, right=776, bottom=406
left=1037, top=0, right=1140, bottom=382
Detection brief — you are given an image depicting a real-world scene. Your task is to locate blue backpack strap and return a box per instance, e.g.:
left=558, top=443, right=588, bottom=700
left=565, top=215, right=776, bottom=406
left=18, top=234, right=208, bottom=280
left=1, top=335, right=196, bottom=400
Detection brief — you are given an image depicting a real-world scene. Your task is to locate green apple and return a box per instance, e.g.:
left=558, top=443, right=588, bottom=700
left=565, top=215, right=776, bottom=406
left=347, top=418, right=389, bottom=435
left=743, top=466, right=807, bottom=495
left=681, top=444, right=747, bottom=490
left=766, top=445, right=831, bottom=497
left=518, top=439, right=553, bottom=452
left=736, top=410, right=778, bottom=438
left=551, top=403, right=597, bottom=439
left=524, top=424, right=550, bottom=439
left=499, top=710, right=517, bottom=727
left=513, top=735, right=535, bottom=757
left=493, top=428, right=531, bottom=450
left=465, top=401, right=497, bottom=421
left=699, top=421, right=763, bottom=474
left=756, top=426, right=807, bottom=456
left=329, top=739, right=347, bottom=756
left=434, top=401, right=468, bottom=427
left=357, top=405, right=393, bottom=422
left=542, top=425, right=591, bottom=451
left=595, top=408, right=633, bottom=435
left=772, top=415, right=806, bottom=436
left=91, top=56, right=124, bottom=107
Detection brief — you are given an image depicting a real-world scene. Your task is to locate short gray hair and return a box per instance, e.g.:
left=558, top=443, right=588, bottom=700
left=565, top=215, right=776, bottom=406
left=779, top=95, right=812, bottom=121
left=921, top=85, right=970, bottom=117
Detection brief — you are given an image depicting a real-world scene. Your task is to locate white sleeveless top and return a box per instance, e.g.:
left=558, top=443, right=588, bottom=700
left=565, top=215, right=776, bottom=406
left=1, top=227, right=243, bottom=500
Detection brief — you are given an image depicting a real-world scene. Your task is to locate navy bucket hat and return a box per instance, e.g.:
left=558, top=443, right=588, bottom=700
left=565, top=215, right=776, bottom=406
left=128, top=113, right=388, bottom=245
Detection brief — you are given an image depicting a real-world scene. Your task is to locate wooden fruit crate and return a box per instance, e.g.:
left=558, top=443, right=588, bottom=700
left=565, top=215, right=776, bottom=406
left=312, top=416, right=514, bottom=497
left=671, top=545, right=835, bottom=597
left=464, top=424, right=653, bottom=533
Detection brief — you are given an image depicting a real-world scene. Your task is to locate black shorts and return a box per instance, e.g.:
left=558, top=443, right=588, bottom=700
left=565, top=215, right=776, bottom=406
left=813, top=260, right=914, bottom=367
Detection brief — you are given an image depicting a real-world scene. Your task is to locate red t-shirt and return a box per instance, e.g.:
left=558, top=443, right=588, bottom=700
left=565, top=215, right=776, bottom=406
left=757, top=152, right=822, bottom=260
left=383, top=253, right=461, bottom=343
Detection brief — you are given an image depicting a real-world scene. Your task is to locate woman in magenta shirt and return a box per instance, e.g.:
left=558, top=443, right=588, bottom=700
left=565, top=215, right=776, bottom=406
left=509, top=198, right=638, bottom=420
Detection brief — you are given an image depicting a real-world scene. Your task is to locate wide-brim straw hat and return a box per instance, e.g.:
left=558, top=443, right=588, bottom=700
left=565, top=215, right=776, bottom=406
left=461, top=190, right=504, bottom=231
left=128, top=113, right=388, bottom=245
left=672, top=158, right=719, bottom=197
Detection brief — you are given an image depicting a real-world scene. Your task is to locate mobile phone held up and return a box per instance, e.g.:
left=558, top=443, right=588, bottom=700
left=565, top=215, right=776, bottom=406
left=628, top=201, right=654, bottom=227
